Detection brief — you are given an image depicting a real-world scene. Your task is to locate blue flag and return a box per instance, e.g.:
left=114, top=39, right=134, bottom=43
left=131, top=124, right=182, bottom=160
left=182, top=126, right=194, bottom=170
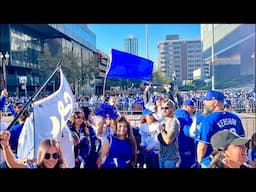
left=107, top=49, right=153, bottom=81
left=17, top=68, right=75, bottom=167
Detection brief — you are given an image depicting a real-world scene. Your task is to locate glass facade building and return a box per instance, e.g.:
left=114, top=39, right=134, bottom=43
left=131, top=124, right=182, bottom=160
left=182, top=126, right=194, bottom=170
left=0, top=24, right=97, bottom=96
left=201, top=24, right=255, bottom=87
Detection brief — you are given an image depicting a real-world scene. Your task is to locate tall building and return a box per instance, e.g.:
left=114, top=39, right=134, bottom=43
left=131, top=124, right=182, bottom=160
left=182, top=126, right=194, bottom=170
left=124, top=35, right=138, bottom=55
left=157, top=35, right=202, bottom=85
left=0, top=24, right=98, bottom=96
left=201, top=24, right=255, bottom=87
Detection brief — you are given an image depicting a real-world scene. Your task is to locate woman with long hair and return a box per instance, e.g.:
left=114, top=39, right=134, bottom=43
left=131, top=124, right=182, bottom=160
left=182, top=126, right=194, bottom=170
left=97, top=116, right=137, bottom=168
left=0, top=130, right=66, bottom=168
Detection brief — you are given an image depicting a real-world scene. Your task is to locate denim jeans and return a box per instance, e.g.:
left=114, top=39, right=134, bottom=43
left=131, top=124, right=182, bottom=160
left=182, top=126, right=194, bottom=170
left=159, top=157, right=180, bottom=168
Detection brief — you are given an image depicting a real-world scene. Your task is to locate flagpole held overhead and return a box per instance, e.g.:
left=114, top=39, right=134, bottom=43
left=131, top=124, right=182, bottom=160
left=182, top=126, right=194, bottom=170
left=102, top=50, right=112, bottom=97
left=17, top=63, right=75, bottom=164
left=6, top=62, right=62, bottom=130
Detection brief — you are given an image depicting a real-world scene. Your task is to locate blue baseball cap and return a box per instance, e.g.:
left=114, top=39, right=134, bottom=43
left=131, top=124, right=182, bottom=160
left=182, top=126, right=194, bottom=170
left=203, top=90, right=225, bottom=102
left=183, top=99, right=195, bottom=107
left=142, top=108, right=153, bottom=116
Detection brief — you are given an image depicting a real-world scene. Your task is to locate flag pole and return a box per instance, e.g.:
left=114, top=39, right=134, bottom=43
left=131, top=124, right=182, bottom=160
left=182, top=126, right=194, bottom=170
left=6, top=62, right=62, bottom=130
left=102, top=70, right=107, bottom=98
left=146, top=24, right=149, bottom=59
left=211, top=24, right=215, bottom=90
left=102, top=49, right=112, bottom=98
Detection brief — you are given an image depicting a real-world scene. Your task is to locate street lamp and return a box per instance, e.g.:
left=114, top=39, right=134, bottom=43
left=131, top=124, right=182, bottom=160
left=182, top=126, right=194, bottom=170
left=0, top=51, right=9, bottom=88
left=211, top=24, right=215, bottom=90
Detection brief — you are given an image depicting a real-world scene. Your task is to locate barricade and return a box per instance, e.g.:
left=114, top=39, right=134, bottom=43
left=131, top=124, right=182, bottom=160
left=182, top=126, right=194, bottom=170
left=240, top=115, right=256, bottom=139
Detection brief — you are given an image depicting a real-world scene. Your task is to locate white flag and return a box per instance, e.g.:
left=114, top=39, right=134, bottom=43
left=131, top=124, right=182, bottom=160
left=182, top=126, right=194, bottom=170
left=17, top=68, right=75, bottom=167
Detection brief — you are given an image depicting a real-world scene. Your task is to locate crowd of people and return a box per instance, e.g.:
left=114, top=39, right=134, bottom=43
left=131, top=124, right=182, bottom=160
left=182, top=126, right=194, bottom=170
left=0, top=84, right=255, bottom=169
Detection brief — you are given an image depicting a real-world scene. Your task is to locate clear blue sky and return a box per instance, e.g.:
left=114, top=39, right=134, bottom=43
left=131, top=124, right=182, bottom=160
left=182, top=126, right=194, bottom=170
left=87, top=24, right=201, bottom=70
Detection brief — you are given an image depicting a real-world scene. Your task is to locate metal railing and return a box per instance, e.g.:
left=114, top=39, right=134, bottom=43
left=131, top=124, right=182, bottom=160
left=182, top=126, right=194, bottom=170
left=240, top=116, right=256, bottom=139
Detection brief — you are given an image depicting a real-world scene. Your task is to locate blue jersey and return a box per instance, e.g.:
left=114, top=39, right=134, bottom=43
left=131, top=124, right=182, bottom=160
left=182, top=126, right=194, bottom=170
left=0, top=96, right=6, bottom=111
left=193, top=112, right=206, bottom=163
left=175, top=108, right=195, bottom=168
left=197, top=111, right=245, bottom=166
left=175, top=109, right=194, bottom=152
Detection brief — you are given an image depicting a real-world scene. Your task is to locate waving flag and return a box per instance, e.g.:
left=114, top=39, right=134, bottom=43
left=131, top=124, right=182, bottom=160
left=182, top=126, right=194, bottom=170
left=106, top=49, right=153, bottom=81
left=17, top=68, right=75, bottom=167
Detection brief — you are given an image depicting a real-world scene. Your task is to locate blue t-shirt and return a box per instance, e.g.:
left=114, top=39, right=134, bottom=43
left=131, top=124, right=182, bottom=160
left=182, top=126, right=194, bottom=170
left=175, top=109, right=194, bottom=152
left=194, top=113, right=206, bottom=143
left=9, top=123, right=25, bottom=152
left=0, top=97, right=6, bottom=111
left=175, top=108, right=196, bottom=167
left=102, top=136, right=133, bottom=168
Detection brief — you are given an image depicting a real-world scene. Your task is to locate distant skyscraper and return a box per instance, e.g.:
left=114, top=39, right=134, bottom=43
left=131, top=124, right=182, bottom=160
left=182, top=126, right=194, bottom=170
left=124, top=35, right=138, bottom=55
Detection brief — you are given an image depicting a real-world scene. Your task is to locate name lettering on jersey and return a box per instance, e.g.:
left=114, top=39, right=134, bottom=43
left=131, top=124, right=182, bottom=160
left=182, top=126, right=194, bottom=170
left=217, top=118, right=237, bottom=128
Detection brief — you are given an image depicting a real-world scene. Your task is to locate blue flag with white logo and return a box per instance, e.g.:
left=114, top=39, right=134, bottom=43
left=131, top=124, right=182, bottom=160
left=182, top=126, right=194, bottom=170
left=106, top=49, right=153, bottom=81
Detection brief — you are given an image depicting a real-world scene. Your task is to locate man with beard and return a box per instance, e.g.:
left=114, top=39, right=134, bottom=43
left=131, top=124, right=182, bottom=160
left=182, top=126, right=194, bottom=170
left=196, top=90, right=245, bottom=168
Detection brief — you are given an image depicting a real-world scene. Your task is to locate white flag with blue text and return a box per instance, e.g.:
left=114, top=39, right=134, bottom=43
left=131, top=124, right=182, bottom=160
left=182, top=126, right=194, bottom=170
left=17, top=68, right=75, bottom=167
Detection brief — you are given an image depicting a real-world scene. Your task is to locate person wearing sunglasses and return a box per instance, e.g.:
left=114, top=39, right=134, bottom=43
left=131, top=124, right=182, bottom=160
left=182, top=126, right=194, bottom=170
left=0, top=130, right=66, bottom=168
left=68, top=111, right=86, bottom=168
left=157, top=99, right=181, bottom=168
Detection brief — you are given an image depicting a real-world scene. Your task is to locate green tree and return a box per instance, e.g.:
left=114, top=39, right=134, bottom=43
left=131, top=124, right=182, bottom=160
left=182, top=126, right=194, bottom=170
left=61, top=52, right=80, bottom=88
left=152, top=70, right=169, bottom=84
left=81, top=54, right=99, bottom=92
left=37, top=40, right=80, bottom=94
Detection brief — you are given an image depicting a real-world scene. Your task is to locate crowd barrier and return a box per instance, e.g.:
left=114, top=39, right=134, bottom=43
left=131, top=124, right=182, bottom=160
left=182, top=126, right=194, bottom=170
left=240, top=116, right=256, bottom=139
left=121, top=111, right=256, bottom=139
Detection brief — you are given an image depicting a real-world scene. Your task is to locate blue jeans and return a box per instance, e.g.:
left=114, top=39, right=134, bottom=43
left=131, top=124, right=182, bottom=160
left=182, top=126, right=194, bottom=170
left=159, top=157, right=180, bottom=168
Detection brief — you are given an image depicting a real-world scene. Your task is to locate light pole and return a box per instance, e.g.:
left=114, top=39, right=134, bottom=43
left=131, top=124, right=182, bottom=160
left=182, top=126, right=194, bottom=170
left=0, top=51, right=9, bottom=89
left=145, top=24, right=149, bottom=59
left=211, top=24, right=215, bottom=90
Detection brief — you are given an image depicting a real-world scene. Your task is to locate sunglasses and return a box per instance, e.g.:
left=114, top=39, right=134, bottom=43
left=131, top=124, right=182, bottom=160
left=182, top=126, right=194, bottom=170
left=44, top=152, right=59, bottom=160
left=161, top=107, right=170, bottom=110
left=75, top=116, right=83, bottom=119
